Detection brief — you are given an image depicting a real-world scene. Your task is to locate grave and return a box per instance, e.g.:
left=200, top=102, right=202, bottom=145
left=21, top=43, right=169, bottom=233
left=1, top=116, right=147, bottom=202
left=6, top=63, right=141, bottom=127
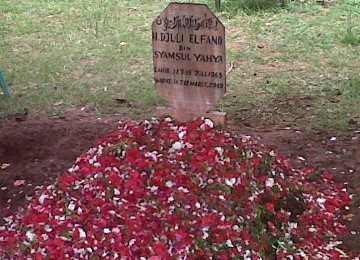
left=152, top=3, right=226, bottom=125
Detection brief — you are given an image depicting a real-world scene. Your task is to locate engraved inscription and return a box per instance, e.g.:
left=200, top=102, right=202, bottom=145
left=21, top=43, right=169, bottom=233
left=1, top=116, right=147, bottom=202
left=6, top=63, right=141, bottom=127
left=153, top=51, right=224, bottom=63
left=152, top=3, right=226, bottom=122
left=155, top=14, right=219, bottom=31
left=152, top=32, right=223, bottom=45
left=154, top=77, right=224, bottom=89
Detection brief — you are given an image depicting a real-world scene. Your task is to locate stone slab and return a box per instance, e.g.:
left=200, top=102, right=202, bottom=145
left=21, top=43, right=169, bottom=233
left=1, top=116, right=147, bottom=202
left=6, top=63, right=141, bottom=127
left=152, top=3, right=226, bottom=124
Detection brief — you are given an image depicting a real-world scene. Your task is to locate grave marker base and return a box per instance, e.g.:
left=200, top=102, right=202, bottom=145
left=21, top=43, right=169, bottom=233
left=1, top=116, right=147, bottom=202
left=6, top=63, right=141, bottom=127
left=156, top=106, right=226, bottom=126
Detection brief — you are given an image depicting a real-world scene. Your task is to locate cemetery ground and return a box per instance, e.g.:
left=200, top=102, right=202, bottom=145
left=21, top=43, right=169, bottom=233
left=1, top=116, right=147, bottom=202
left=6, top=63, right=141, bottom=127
left=0, top=0, right=359, bottom=258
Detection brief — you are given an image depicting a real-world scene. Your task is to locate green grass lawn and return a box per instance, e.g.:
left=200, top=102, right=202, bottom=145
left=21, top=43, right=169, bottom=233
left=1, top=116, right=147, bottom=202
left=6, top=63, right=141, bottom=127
left=1, top=0, right=359, bottom=130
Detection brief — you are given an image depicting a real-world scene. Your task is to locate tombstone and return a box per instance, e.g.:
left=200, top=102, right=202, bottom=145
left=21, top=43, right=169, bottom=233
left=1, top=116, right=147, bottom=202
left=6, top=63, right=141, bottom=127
left=152, top=3, right=226, bottom=125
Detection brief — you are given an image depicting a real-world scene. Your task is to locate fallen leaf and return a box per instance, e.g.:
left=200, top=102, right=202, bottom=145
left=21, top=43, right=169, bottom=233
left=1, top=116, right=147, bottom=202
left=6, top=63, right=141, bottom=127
left=344, top=213, right=354, bottom=221
left=348, top=118, right=357, bottom=125
left=53, top=100, right=64, bottom=106
left=115, top=96, right=131, bottom=107
left=115, top=97, right=128, bottom=104
left=126, top=7, right=138, bottom=15
left=1, top=163, right=10, bottom=170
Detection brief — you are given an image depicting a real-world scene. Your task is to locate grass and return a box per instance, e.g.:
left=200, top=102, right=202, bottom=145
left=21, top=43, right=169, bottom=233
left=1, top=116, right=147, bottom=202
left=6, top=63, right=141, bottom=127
left=0, top=0, right=359, bottom=131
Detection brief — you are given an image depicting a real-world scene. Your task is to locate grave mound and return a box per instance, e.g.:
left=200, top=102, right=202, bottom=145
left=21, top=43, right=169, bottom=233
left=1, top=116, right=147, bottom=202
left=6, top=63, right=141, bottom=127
left=0, top=118, right=357, bottom=259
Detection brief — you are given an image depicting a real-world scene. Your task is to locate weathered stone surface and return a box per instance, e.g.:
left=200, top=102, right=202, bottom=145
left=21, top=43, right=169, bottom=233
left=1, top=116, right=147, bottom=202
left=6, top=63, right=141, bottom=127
left=152, top=3, right=226, bottom=124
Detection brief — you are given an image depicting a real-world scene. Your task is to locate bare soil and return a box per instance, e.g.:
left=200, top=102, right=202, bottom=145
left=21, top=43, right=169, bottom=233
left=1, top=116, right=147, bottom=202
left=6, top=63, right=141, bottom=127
left=0, top=108, right=359, bottom=253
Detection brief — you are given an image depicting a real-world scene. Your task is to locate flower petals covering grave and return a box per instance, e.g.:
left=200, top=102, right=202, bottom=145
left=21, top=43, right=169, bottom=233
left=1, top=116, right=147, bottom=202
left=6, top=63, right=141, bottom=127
left=0, top=118, right=358, bottom=259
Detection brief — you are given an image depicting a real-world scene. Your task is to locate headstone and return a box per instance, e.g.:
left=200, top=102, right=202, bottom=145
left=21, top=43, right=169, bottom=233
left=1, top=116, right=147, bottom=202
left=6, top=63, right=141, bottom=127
left=152, top=3, right=226, bottom=125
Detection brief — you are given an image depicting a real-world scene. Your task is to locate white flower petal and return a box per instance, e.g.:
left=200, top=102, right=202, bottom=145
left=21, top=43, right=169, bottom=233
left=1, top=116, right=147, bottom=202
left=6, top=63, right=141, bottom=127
left=68, top=202, right=76, bottom=211
left=204, top=118, right=214, bottom=128
left=26, top=230, right=36, bottom=241
left=226, top=239, right=234, bottom=248
left=165, top=181, right=174, bottom=188
left=265, top=178, right=274, bottom=188
left=39, top=194, right=48, bottom=205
